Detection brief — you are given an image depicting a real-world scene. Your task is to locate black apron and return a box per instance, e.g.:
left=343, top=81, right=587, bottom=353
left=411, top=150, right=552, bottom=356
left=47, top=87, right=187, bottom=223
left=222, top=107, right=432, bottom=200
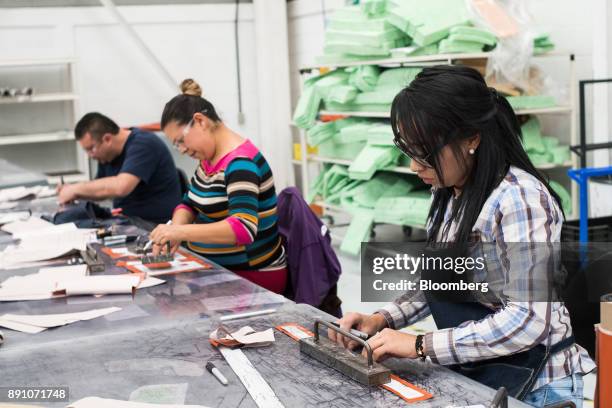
left=421, top=244, right=575, bottom=400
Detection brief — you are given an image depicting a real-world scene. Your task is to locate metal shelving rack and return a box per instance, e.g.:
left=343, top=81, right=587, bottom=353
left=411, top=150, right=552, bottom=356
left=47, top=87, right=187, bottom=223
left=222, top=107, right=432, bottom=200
left=292, top=51, right=578, bottom=230
left=0, top=58, right=89, bottom=184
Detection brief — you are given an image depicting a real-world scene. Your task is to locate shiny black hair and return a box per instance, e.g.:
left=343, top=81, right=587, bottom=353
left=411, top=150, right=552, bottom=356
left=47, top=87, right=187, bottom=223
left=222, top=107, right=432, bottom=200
left=390, top=65, right=563, bottom=242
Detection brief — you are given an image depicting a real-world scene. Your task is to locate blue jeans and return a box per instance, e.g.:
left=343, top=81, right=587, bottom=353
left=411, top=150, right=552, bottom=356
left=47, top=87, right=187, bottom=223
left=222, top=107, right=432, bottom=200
left=523, top=374, right=583, bottom=408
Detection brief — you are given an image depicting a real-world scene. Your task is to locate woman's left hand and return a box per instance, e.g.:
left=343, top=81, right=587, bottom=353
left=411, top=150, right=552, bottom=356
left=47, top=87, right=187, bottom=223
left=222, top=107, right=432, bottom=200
left=362, top=328, right=420, bottom=362
left=149, top=224, right=185, bottom=255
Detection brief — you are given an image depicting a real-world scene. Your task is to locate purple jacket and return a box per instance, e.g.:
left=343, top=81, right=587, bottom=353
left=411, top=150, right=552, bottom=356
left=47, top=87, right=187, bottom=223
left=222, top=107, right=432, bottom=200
left=276, top=187, right=342, bottom=308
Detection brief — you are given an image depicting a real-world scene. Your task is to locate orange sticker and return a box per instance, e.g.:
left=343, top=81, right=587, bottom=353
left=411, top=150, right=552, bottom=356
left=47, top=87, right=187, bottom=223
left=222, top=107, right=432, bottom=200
left=381, top=375, right=433, bottom=403
left=275, top=323, right=315, bottom=341
left=118, top=250, right=212, bottom=275
left=101, top=246, right=139, bottom=260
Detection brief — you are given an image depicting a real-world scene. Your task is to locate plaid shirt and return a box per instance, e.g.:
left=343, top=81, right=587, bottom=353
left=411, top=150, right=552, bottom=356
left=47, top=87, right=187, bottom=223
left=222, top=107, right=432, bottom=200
left=377, top=166, right=595, bottom=390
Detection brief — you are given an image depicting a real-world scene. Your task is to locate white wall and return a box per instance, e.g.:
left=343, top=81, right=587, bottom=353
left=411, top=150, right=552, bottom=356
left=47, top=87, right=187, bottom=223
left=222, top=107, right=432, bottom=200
left=0, top=4, right=259, bottom=176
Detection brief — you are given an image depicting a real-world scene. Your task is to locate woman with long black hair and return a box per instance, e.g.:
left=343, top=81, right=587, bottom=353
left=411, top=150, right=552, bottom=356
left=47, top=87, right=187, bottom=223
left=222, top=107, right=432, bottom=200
left=330, top=65, right=594, bottom=407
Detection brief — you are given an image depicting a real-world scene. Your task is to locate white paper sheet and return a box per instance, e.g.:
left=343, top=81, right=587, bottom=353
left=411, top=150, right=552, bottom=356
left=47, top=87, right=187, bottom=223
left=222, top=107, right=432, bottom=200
left=0, top=211, right=30, bottom=225
left=38, top=264, right=89, bottom=279
left=1, top=216, right=53, bottom=234
left=0, top=317, right=46, bottom=334
left=67, top=397, right=209, bottom=408
left=227, top=326, right=275, bottom=345
left=0, top=186, right=35, bottom=202
left=0, top=268, right=162, bottom=301
left=0, top=224, right=95, bottom=269
left=0, top=306, right=121, bottom=333
left=60, top=276, right=164, bottom=296
left=0, top=201, right=19, bottom=210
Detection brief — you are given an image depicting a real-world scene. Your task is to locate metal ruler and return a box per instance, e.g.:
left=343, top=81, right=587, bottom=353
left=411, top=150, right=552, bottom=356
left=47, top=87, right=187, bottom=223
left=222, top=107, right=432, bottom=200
left=218, top=346, right=284, bottom=408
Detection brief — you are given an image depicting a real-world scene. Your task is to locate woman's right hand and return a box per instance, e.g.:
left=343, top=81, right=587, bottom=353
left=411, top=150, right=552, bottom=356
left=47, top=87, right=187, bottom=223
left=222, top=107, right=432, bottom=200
left=328, top=312, right=387, bottom=350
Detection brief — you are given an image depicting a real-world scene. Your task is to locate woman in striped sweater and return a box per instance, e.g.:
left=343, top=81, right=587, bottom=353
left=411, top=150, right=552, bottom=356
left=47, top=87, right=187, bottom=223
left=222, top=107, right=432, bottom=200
left=149, top=79, right=287, bottom=294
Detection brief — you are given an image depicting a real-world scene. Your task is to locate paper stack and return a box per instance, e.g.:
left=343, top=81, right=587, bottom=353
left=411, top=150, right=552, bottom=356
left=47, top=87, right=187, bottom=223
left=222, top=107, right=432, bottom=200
left=0, top=307, right=122, bottom=334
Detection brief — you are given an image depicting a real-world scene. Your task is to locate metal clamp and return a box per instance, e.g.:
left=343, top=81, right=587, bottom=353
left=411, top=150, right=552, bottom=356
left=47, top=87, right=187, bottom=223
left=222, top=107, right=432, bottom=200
left=313, top=319, right=375, bottom=368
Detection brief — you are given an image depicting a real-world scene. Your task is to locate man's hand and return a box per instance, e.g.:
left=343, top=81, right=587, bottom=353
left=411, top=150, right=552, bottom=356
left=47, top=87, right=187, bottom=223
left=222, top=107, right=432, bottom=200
left=149, top=224, right=185, bottom=255
left=328, top=312, right=387, bottom=350
left=57, top=184, right=79, bottom=204
left=362, top=329, right=419, bottom=362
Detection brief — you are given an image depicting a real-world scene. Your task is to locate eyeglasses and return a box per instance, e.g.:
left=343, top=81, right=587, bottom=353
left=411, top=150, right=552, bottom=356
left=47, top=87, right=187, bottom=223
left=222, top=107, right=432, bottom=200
left=393, top=137, right=445, bottom=168
left=173, top=110, right=209, bottom=151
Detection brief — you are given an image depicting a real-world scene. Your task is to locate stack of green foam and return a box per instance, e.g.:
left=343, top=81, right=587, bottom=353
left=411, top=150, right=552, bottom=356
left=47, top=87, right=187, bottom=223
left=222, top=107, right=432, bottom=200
left=521, top=117, right=570, bottom=166
left=374, top=191, right=432, bottom=227
left=438, top=26, right=496, bottom=54
left=308, top=165, right=431, bottom=255
left=387, top=0, right=470, bottom=46
left=321, top=4, right=411, bottom=62
left=534, top=34, right=555, bottom=55
left=322, top=67, right=421, bottom=113
left=348, top=65, right=380, bottom=92
left=390, top=44, right=439, bottom=58
left=348, top=144, right=401, bottom=180
left=507, top=95, right=557, bottom=110
left=361, top=0, right=388, bottom=17
left=340, top=209, right=375, bottom=256
left=293, top=81, right=322, bottom=130
left=307, top=117, right=369, bottom=146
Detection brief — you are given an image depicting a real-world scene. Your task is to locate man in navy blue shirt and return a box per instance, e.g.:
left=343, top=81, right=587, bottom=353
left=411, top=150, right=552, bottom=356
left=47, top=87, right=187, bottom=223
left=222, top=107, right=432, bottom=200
left=58, top=112, right=181, bottom=223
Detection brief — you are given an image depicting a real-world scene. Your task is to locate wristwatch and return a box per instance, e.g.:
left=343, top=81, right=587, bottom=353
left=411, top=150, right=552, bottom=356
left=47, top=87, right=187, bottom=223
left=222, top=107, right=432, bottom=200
left=415, top=334, right=426, bottom=361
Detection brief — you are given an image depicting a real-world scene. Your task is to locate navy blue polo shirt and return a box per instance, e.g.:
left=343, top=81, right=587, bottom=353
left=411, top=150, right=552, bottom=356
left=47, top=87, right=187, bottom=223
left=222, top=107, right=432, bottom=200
left=96, top=128, right=181, bottom=223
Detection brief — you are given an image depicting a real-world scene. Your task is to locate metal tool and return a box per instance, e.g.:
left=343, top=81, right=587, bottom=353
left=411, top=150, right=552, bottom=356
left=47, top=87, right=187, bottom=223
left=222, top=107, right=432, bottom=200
left=140, top=242, right=174, bottom=268
left=299, top=319, right=391, bottom=386
left=79, top=243, right=105, bottom=272
left=328, top=321, right=370, bottom=341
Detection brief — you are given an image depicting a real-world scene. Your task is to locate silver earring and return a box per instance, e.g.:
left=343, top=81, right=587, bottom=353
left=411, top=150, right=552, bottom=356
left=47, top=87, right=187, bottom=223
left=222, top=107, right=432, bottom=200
left=469, top=148, right=475, bottom=155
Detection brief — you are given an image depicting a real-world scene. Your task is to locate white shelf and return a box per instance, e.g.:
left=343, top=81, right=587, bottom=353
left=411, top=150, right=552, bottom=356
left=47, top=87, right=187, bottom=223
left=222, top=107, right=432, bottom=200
left=319, top=106, right=573, bottom=119
left=0, top=131, right=74, bottom=146
left=0, top=92, right=79, bottom=105
left=0, top=58, right=75, bottom=68
left=46, top=173, right=89, bottom=184
left=302, top=52, right=494, bottom=71
left=313, top=200, right=426, bottom=230
left=300, top=51, right=569, bottom=71
left=308, top=155, right=416, bottom=174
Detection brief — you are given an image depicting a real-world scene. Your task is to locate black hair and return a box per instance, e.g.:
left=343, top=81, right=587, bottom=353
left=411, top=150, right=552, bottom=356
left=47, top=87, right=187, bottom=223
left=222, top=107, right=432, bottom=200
left=160, top=79, right=222, bottom=128
left=390, top=65, right=563, bottom=243
left=74, top=112, right=119, bottom=141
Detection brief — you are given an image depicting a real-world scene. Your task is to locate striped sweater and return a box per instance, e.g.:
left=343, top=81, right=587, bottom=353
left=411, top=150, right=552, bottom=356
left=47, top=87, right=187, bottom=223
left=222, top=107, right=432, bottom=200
left=176, top=140, right=286, bottom=271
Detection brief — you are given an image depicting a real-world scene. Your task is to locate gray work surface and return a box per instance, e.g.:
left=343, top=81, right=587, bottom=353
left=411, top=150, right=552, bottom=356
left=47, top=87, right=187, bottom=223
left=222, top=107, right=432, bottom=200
left=0, top=159, right=48, bottom=189
left=0, top=197, right=530, bottom=408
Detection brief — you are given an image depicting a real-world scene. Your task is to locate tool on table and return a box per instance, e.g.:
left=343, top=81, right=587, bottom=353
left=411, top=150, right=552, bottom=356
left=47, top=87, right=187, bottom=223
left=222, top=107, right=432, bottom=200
left=103, top=235, right=137, bottom=247
left=138, top=242, right=174, bottom=269
left=299, top=319, right=391, bottom=386
left=206, top=361, right=228, bottom=386
left=218, top=346, right=284, bottom=408
left=142, top=220, right=172, bottom=252
left=219, top=308, right=277, bottom=322
left=79, top=243, right=105, bottom=272
left=328, top=321, right=370, bottom=341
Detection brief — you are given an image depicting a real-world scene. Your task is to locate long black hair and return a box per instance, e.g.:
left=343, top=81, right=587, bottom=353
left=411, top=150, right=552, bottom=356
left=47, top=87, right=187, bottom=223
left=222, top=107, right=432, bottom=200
left=390, top=65, right=563, bottom=242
